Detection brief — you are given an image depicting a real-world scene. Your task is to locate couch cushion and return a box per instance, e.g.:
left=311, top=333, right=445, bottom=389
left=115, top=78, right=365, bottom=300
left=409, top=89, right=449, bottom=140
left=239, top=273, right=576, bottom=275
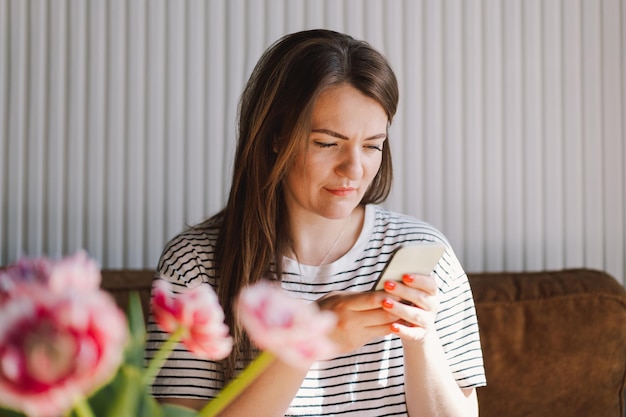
left=468, top=269, right=626, bottom=417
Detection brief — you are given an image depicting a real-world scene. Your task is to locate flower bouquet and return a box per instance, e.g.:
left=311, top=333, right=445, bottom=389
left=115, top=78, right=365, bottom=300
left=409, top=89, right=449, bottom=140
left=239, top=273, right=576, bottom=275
left=0, top=252, right=337, bottom=417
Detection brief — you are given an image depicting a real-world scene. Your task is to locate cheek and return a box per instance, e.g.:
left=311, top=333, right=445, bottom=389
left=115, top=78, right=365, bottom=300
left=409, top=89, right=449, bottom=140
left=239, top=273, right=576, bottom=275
left=293, top=152, right=326, bottom=183
left=288, top=158, right=309, bottom=183
left=364, top=154, right=383, bottom=180
left=283, top=157, right=312, bottom=197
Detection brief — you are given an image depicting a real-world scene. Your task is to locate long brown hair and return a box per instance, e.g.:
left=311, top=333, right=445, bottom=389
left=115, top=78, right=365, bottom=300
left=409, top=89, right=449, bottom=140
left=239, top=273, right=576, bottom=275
left=205, top=29, right=399, bottom=383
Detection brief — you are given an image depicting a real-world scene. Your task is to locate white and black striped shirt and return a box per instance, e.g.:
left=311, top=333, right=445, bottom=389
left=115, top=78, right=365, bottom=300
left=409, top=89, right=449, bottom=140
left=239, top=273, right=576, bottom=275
left=146, top=204, right=486, bottom=416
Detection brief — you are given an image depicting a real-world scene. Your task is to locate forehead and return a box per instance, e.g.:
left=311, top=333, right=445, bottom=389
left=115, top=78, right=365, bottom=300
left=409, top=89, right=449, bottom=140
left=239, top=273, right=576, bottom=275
left=310, top=84, right=388, bottom=132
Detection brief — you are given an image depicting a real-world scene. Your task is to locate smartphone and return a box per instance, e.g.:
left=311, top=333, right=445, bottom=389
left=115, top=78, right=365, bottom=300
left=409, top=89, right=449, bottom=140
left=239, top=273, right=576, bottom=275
left=371, top=244, right=446, bottom=291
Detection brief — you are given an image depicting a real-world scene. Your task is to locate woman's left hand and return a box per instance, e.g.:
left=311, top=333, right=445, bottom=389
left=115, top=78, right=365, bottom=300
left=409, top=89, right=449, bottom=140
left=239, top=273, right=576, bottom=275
left=380, top=274, right=439, bottom=343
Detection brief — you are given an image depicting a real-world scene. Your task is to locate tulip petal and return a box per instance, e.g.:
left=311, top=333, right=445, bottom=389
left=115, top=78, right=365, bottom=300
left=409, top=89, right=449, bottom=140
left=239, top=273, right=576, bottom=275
left=236, top=281, right=337, bottom=369
left=151, top=280, right=233, bottom=360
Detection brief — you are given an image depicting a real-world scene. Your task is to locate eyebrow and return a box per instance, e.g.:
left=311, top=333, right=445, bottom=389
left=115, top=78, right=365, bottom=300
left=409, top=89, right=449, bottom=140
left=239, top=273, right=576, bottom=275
left=311, top=129, right=387, bottom=141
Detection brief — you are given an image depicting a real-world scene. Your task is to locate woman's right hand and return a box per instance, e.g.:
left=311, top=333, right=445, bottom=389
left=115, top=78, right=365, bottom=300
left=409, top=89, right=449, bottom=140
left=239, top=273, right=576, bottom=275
left=315, top=290, right=398, bottom=354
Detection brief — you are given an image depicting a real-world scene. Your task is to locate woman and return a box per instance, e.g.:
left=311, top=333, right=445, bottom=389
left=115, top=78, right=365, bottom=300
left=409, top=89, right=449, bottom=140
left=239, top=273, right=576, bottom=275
left=146, top=29, right=486, bottom=416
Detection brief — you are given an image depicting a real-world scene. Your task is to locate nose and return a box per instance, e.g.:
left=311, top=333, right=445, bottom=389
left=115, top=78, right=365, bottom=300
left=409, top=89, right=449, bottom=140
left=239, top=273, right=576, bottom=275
left=336, top=146, right=363, bottom=180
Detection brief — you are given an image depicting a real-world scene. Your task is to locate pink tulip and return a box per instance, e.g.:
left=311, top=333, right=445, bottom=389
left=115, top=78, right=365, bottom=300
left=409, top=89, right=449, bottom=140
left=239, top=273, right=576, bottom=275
left=0, top=258, right=52, bottom=306
left=48, top=251, right=102, bottom=293
left=1, top=257, right=51, bottom=283
left=0, top=251, right=101, bottom=306
left=0, top=258, right=127, bottom=417
left=152, top=280, right=233, bottom=360
left=236, top=281, right=338, bottom=369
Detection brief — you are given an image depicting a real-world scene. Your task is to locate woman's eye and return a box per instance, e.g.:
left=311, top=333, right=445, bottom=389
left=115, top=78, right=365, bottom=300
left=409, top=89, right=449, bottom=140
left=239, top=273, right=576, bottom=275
left=366, top=145, right=383, bottom=152
left=314, top=141, right=336, bottom=149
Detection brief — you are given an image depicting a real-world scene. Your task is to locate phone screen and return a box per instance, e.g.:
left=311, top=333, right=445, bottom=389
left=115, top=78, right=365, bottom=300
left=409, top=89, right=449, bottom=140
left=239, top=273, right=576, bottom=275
left=371, top=244, right=446, bottom=291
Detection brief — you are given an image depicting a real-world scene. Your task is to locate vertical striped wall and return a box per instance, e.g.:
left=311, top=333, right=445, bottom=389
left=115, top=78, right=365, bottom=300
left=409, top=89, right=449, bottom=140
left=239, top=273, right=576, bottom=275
left=0, top=0, right=624, bottom=285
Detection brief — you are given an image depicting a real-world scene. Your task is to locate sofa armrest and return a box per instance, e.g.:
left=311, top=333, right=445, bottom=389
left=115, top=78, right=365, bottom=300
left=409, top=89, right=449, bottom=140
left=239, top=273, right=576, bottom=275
left=468, top=269, right=626, bottom=417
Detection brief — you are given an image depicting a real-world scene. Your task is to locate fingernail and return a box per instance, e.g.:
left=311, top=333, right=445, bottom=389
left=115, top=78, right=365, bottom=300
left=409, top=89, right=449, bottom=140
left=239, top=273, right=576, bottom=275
left=384, top=281, right=396, bottom=291
left=382, top=298, right=394, bottom=309
left=390, top=323, right=400, bottom=333
left=402, top=274, right=415, bottom=284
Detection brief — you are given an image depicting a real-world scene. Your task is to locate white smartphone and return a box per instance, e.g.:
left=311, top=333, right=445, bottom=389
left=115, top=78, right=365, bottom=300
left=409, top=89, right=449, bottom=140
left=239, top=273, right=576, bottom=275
left=371, top=244, right=446, bottom=291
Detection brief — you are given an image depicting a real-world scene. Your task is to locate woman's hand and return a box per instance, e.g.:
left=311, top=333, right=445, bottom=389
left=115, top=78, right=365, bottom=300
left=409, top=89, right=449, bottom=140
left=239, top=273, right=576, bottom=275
left=315, top=291, right=398, bottom=354
left=380, top=274, right=439, bottom=343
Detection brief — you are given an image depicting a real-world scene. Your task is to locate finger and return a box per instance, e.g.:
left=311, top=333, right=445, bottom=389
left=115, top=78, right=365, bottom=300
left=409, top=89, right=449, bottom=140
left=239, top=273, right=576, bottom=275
left=401, top=274, right=438, bottom=295
left=367, top=323, right=398, bottom=339
left=390, top=322, right=428, bottom=342
left=349, top=291, right=396, bottom=311
left=383, top=279, right=438, bottom=311
left=333, top=308, right=398, bottom=333
left=319, top=290, right=393, bottom=312
left=382, top=298, right=432, bottom=328
left=359, top=308, right=399, bottom=327
left=328, top=310, right=399, bottom=353
left=337, top=322, right=397, bottom=349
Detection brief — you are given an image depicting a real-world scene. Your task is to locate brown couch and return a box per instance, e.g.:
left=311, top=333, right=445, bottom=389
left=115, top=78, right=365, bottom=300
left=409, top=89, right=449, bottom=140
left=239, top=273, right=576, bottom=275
left=101, top=268, right=626, bottom=417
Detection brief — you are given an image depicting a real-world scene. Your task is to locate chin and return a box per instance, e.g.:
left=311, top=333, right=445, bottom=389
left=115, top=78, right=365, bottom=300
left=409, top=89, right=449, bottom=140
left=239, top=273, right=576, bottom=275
left=321, top=204, right=359, bottom=220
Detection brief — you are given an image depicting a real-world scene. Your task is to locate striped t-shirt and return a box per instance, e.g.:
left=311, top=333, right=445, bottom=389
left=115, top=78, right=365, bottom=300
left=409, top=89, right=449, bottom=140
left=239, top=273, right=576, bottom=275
left=145, top=204, right=486, bottom=416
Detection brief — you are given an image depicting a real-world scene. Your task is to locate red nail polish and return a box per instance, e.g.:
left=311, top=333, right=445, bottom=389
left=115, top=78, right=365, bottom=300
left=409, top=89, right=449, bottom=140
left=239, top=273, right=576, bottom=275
left=384, top=281, right=396, bottom=291
left=382, top=298, right=394, bottom=309
left=402, top=274, right=414, bottom=284
left=390, top=323, right=400, bottom=333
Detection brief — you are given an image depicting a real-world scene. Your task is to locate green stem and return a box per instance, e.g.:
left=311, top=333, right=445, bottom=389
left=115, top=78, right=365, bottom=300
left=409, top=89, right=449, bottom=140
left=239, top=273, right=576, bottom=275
left=72, top=397, right=96, bottom=417
left=198, top=351, right=275, bottom=417
left=142, top=326, right=185, bottom=386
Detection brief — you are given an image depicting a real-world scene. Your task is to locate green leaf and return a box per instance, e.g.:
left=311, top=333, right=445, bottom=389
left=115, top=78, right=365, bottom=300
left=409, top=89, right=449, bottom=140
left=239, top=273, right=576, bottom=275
left=135, top=390, right=165, bottom=417
left=0, top=406, right=26, bottom=417
left=161, top=404, right=199, bottom=417
left=84, top=364, right=150, bottom=417
left=124, top=292, right=147, bottom=369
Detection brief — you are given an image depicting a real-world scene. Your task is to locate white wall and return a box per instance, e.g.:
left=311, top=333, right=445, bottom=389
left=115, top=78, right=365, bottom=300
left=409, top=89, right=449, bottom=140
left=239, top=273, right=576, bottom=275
left=0, top=0, right=624, bottom=284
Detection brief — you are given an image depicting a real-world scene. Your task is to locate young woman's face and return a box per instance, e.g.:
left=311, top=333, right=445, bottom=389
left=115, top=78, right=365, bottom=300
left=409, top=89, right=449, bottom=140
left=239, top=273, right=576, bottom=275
left=283, top=83, right=388, bottom=221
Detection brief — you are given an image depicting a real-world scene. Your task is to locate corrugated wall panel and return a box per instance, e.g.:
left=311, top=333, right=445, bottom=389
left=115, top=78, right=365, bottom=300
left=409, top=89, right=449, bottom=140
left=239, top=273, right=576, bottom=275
left=186, top=0, right=208, bottom=227
left=602, top=0, right=625, bottom=281
left=165, top=0, right=186, bottom=246
left=400, top=0, right=424, bottom=219
left=462, top=0, right=485, bottom=273
left=542, top=0, right=565, bottom=271
left=205, top=0, right=227, bottom=214
left=145, top=0, right=167, bottom=268
left=66, top=0, right=87, bottom=257
left=0, top=0, right=624, bottom=286
left=6, top=0, right=28, bottom=264
left=86, top=0, right=106, bottom=264
left=107, top=0, right=127, bottom=268
left=623, top=0, right=626, bottom=287
left=26, top=0, right=47, bottom=257
left=126, top=0, right=147, bottom=269
left=523, top=0, right=545, bottom=271
left=562, top=1, right=585, bottom=271
left=582, top=0, right=606, bottom=271
left=47, top=0, right=68, bottom=261
left=0, top=0, right=7, bottom=266
left=442, top=0, right=464, bottom=266
left=483, top=0, right=504, bottom=271
left=503, top=0, right=524, bottom=272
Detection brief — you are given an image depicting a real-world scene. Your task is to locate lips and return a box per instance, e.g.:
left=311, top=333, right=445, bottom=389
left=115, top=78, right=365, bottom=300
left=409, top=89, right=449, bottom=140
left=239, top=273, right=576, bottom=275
left=326, top=187, right=357, bottom=196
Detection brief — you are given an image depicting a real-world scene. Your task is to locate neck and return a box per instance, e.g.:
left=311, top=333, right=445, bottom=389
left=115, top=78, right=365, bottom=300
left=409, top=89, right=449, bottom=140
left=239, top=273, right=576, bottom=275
left=290, top=207, right=363, bottom=266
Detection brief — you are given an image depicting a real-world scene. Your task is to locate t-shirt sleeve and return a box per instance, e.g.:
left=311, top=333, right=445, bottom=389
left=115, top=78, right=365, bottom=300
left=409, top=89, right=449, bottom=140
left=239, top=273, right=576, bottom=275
left=433, top=245, right=487, bottom=389
left=144, top=232, right=225, bottom=400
